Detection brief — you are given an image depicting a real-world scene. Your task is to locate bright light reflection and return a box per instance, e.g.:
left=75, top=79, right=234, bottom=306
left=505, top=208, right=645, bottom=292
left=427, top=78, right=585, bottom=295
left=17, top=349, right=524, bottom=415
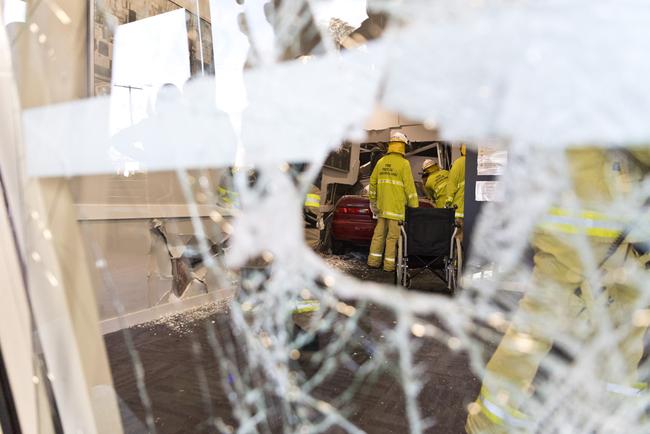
left=312, top=0, right=368, bottom=28
left=3, top=0, right=26, bottom=25
left=110, top=9, right=191, bottom=134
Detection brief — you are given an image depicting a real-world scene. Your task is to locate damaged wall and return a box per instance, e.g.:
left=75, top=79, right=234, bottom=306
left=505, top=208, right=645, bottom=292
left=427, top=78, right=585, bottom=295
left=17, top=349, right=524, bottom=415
left=68, top=170, right=233, bottom=327
left=80, top=216, right=232, bottom=330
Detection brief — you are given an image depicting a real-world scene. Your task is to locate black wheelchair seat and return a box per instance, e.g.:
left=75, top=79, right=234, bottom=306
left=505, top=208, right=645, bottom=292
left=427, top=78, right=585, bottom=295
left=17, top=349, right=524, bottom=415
left=404, top=208, right=455, bottom=257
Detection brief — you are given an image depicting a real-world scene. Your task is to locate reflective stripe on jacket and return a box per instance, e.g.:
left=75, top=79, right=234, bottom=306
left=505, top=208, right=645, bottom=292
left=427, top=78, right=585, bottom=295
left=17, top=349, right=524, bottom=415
left=539, top=207, right=650, bottom=241
left=369, top=153, right=419, bottom=221
left=293, top=299, right=320, bottom=314
left=218, top=186, right=239, bottom=208
left=539, top=148, right=650, bottom=242
left=304, top=193, right=320, bottom=208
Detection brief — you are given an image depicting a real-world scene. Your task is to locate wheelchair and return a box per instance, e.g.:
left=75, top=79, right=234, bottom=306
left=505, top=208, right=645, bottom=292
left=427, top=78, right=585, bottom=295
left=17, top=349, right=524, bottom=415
left=394, top=207, right=463, bottom=292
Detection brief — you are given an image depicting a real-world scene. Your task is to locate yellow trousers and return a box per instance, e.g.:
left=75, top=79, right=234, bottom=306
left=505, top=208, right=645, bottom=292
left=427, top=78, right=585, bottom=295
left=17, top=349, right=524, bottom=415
left=466, top=231, right=648, bottom=433
left=368, top=217, right=401, bottom=271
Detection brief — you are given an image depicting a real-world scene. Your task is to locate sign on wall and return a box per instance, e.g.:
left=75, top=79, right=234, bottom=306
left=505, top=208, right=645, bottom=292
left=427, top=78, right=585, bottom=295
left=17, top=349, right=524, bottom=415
left=477, top=145, right=507, bottom=176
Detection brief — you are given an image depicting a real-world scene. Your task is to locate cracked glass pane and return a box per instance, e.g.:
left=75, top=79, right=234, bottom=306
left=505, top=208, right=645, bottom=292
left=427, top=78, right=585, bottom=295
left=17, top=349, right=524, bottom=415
left=0, top=0, right=649, bottom=433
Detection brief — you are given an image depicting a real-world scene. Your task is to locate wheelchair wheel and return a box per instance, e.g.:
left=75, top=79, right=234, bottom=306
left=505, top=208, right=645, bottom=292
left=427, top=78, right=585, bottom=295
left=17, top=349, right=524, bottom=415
left=455, top=236, right=463, bottom=287
left=395, top=233, right=405, bottom=287
left=404, top=272, right=411, bottom=289
left=395, top=236, right=402, bottom=286
left=448, top=236, right=463, bottom=292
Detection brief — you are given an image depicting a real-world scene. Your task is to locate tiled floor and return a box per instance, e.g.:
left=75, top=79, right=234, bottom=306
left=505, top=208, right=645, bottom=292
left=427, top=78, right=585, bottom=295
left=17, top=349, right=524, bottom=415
left=104, top=255, right=480, bottom=433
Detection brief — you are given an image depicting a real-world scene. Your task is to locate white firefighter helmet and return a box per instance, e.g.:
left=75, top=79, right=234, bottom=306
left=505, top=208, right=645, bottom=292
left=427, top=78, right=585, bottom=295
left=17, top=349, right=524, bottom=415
left=422, top=158, right=437, bottom=173
left=390, top=131, right=408, bottom=145
left=387, top=131, right=409, bottom=155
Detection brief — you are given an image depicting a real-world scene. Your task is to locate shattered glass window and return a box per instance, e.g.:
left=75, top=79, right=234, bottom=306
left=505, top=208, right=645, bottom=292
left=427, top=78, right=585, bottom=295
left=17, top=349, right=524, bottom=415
left=0, top=0, right=649, bottom=433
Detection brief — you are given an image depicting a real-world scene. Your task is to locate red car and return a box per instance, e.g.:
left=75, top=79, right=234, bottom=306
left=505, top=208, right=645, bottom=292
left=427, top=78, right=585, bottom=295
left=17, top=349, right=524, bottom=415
left=329, top=181, right=433, bottom=253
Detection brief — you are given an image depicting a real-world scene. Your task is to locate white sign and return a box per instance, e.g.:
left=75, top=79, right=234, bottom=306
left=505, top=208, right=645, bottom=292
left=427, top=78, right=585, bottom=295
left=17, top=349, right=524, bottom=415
left=475, top=181, right=504, bottom=202
left=477, top=145, right=507, bottom=176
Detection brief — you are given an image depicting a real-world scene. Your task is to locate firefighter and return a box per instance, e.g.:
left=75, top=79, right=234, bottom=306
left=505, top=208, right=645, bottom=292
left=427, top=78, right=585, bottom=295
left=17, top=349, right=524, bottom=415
left=217, top=167, right=258, bottom=209
left=304, top=183, right=321, bottom=228
left=367, top=132, right=419, bottom=271
left=466, top=147, right=650, bottom=433
left=421, top=158, right=449, bottom=208
left=446, top=143, right=466, bottom=218
left=445, top=144, right=466, bottom=244
left=303, top=180, right=322, bottom=250
left=217, top=167, right=241, bottom=209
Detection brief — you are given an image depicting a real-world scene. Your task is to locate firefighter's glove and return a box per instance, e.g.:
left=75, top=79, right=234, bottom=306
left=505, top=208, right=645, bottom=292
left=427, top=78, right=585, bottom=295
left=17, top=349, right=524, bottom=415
left=370, top=202, right=379, bottom=220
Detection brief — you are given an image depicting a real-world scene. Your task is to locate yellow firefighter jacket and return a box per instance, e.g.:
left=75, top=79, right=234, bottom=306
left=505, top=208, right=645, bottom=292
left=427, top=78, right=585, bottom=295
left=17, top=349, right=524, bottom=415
left=446, top=155, right=466, bottom=218
left=369, top=153, right=419, bottom=221
left=425, top=168, right=449, bottom=208
left=539, top=147, right=650, bottom=242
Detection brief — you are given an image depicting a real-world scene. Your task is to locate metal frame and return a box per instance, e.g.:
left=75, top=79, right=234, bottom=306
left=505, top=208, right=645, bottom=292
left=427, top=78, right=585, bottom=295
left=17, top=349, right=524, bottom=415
left=395, top=220, right=462, bottom=292
left=0, top=346, right=21, bottom=434
left=87, top=0, right=95, bottom=97
left=446, top=227, right=462, bottom=291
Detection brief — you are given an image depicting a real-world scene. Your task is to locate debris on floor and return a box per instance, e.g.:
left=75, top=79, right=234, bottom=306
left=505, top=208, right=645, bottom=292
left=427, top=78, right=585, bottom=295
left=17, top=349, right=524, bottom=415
left=137, top=297, right=233, bottom=336
left=322, top=253, right=371, bottom=279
